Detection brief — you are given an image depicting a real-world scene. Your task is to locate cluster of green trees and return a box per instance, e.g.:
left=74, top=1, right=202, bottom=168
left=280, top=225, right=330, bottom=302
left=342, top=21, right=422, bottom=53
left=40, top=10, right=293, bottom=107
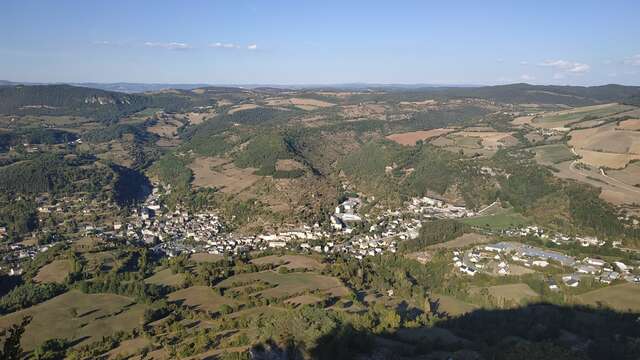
left=400, top=219, right=470, bottom=252
left=82, top=122, right=154, bottom=143
left=0, top=85, right=150, bottom=123
left=0, top=197, right=37, bottom=237
left=0, top=128, right=77, bottom=150
left=0, top=153, right=114, bottom=195
left=0, top=283, right=66, bottom=314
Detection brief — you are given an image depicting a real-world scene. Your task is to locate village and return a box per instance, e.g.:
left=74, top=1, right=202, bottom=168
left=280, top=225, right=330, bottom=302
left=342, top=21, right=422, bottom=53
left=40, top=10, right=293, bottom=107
left=3, top=182, right=640, bottom=298
left=453, top=238, right=640, bottom=290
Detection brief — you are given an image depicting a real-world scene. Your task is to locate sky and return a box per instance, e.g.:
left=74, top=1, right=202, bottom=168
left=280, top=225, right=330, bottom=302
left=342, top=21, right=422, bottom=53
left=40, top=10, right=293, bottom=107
left=2, top=0, right=640, bottom=86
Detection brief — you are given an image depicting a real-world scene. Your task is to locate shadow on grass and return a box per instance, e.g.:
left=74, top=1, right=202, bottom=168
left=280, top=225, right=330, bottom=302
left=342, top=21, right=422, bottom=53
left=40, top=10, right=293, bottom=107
left=248, top=302, right=640, bottom=360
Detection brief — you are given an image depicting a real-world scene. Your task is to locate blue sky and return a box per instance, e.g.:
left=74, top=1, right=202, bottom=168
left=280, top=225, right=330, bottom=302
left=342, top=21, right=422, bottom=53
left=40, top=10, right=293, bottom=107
left=2, top=0, right=640, bottom=85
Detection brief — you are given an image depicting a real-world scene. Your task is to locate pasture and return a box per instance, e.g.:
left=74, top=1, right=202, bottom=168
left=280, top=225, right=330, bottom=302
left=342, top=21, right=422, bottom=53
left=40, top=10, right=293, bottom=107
left=533, top=103, right=633, bottom=128
left=432, top=294, right=477, bottom=316
left=427, top=233, right=491, bottom=250
left=461, top=209, right=529, bottom=230
left=250, top=255, right=325, bottom=270
left=608, top=161, right=640, bottom=187
left=189, top=156, right=260, bottom=193
left=190, top=252, right=224, bottom=263
left=577, top=283, right=640, bottom=312
left=0, top=290, right=146, bottom=351
left=386, top=128, right=454, bottom=146
left=167, top=286, right=238, bottom=313
left=487, top=283, right=539, bottom=305
left=216, top=271, right=349, bottom=300
left=33, top=259, right=71, bottom=283
left=533, top=144, right=576, bottom=165
left=144, top=267, right=186, bottom=287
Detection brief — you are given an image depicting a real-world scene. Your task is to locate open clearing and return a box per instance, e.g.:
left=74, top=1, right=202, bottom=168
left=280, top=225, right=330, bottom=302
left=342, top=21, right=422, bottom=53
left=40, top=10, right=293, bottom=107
left=275, top=159, right=305, bottom=171
left=216, top=271, right=349, bottom=299
left=487, top=283, right=539, bottom=305
left=386, top=128, right=454, bottom=146
left=145, top=267, right=186, bottom=287
left=33, top=259, right=71, bottom=283
left=461, top=209, right=529, bottom=230
left=190, top=252, right=224, bottom=263
left=189, top=156, right=260, bottom=193
left=432, top=294, right=478, bottom=316
left=427, top=233, right=491, bottom=250
left=577, top=283, right=640, bottom=312
left=607, top=162, right=640, bottom=187
left=550, top=160, right=640, bottom=206
left=453, top=131, right=518, bottom=149
left=617, top=118, right=640, bottom=131
left=0, top=290, right=146, bottom=351
left=533, top=144, right=576, bottom=165
left=228, top=103, right=260, bottom=114
left=285, top=294, right=324, bottom=307
left=533, top=103, right=633, bottom=128
left=105, top=337, right=151, bottom=359
left=568, top=122, right=640, bottom=168
left=167, top=286, right=237, bottom=313
left=251, top=255, right=325, bottom=270
left=266, top=97, right=335, bottom=110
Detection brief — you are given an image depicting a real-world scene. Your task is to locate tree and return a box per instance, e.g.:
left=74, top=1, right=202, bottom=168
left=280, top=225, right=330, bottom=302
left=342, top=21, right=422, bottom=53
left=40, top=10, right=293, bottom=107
left=1, top=316, right=31, bottom=360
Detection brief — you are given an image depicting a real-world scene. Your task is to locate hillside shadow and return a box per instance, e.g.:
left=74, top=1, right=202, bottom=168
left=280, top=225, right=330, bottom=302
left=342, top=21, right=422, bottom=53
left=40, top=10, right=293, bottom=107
left=248, top=302, right=640, bottom=360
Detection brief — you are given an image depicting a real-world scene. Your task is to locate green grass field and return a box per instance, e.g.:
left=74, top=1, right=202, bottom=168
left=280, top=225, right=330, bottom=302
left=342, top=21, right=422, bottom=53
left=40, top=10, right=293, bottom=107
left=536, top=104, right=632, bottom=125
left=533, top=144, right=576, bottom=164
left=0, top=290, right=147, bottom=351
left=144, top=267, right=186, bottom=287
left=216, top=271, right=349, bottom=300
left=167, top=286, right=238, bottom=313
left=577, top=283, right=640, bottom=312
left=432, top=294, right=478, bottom=316
left=487, top=283, right=539, bottom=306
left=250, top=255, right=325, bottom=271
left=461, top=209, right=529, bottom=230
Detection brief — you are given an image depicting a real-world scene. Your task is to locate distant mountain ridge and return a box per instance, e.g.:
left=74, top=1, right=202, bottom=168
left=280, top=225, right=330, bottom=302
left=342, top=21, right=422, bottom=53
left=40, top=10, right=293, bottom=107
left=0, top=84, right=150, bottom=123
left=1, top=83, right=639, bottom=123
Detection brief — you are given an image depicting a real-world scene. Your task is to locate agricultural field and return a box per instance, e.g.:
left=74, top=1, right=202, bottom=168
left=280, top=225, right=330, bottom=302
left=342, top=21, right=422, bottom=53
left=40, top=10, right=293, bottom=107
left=431, top=294, right=478, bottom=316
left=189, top=156, right=260, bottom=193
left=265, top=97, right=336, bottom=110
left=189, top=252, right=224, bottom=263
left=550, top=159, right=640, bottom=206
left=386, top=128, right=454, bottom=146
left=607, top=161, right=640, bottom=187
left=0, top=291, right=147, bottom=351
left=576, top=283, right=640, bottom=312
left=250, top=255, right=325, bottom=270
left=461, top=209, right=529, bottom=230
left=532, top=143, right=576, bottom=165
left=427, top=233, right=492, bottom=250
left=617, top=118, right=640, bottom=131
left=486, top=283, right=539, bottom=306
left=568, top=121, right=640, bottom=169
left=532, top=103, right=634, bottom=128
left=33, top=259, right=71, bottom=284
left=144, top=267, right=186, bottom=287
left=167, top=286, right=238, bottom=313
left=215, top=271, right=349, bottom=300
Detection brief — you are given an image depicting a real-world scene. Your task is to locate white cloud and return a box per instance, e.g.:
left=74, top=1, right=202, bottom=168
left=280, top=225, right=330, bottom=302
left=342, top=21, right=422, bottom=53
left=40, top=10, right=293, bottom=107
left=538, top=59, right=590, bottom=73
left=247, top=44, right=257, bottom=50
left=144, top=42, right=191, bottom=50
left=520, top=61, right=529, bottom=65
left=520, top=74, right=535, bottom=81
left=624, top=54, right=640, bottom=66
left=553, top=73, right=566, bottom=80
left=93, top=40, right=113, bottom=45
left=210, top=42, right=240, bottom=49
